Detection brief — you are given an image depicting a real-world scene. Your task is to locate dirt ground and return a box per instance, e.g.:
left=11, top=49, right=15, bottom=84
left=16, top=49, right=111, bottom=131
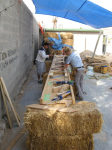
left=1, top=65, right=112, bottom=150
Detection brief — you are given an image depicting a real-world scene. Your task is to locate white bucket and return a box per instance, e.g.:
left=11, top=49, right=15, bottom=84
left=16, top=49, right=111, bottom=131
left=86, top=66, right=94, bottom=76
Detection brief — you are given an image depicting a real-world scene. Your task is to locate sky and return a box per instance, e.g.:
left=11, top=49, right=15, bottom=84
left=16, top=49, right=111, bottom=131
left=23, top=0, right=112, bottom=29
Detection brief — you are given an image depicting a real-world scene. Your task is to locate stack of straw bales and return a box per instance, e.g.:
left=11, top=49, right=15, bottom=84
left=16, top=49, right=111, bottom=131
left=44, top=32, right=59, bottom=40
left=60, top=32, right=74, bottom=46
left=24, top=101, right=103, bottom=150
left=43, top=32, right=63, bottom=55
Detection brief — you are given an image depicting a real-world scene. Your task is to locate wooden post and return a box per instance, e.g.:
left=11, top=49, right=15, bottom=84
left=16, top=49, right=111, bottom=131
left=0, top=81, right=12, bottom=128
left=68, top=74, right=75, bottom=104
left=0, top=77, right=20, bottom=126
left=92, top=31, right=103, bottom=59
left=85, top=37, right=86, bottom=51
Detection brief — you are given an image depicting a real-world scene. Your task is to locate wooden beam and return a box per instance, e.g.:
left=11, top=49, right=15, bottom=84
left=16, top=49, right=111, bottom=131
left=92, top=31, right=103, bottom=59
left=0, top=77, right=20, bottom=126
left=68, top=73, right=75, bottom=104
left=0, top=80, right=12, bottom=128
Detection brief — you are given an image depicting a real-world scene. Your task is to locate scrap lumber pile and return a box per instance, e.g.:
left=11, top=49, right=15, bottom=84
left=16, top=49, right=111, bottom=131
left=81, top=54, right=112, bottom=73
left=84, top=56, right=107, bottom=64
left=80, top=50, right=94, bottom=60
left=60, top=32, right=74, bottom=46
left=24, top=55, right=103, bottom=150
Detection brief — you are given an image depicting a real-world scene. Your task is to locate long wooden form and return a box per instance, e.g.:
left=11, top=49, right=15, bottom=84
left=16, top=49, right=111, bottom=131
left=40, top=55, right=75, bottom=106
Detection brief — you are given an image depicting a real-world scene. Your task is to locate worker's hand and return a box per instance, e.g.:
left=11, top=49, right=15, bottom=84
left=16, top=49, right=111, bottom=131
left=49, top=55, right=53, bottom=57
left=64, top=64, right=69, bottom=69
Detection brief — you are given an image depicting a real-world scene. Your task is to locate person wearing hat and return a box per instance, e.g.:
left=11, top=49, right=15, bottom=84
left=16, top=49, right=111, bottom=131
left=35, top=42, right=50, bottom=83
left=64, top=47, right=86, bottom=100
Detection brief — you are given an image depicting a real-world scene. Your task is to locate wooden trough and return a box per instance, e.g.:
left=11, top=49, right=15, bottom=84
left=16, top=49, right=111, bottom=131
left=24, top=55, right=103, bottom=150
left=40, top=55, right=75, bottom=106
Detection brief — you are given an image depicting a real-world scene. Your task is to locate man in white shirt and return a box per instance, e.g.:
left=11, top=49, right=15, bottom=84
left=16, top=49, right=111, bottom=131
left=64, top=47, right=85, bottom=100
left=35, top=42, right=50, bottom=83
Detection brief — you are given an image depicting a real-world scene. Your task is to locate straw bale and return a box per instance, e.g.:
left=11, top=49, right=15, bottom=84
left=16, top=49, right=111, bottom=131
left=62, top=39, right=74, bottom=46
left=60, top=32, right=73, bottom=39
left=24, top=102, right=103, bottom=136
left=27, top=134, right=93, bottom=150
left=44, top=32, right=59, bottom=39
left=43, top=37, right=50, bottom=43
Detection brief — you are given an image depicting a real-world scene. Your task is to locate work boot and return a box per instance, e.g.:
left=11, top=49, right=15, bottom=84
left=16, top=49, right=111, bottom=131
left=39, top=80, right=43, bottom=84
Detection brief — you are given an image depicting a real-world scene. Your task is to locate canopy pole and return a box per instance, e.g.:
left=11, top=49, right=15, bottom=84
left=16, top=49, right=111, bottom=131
left=85, top=37, right=86, bottom=50
left=92, top=31, right=103, bottom=59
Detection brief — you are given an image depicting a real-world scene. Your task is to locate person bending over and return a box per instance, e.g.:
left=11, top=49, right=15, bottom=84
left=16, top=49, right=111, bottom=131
left=64, top=47, right=86, bottom=100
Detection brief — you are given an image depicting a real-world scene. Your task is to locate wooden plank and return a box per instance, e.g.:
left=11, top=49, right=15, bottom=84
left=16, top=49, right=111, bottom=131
left=40, top=60, right=54, bottom=104
left=27, top=104, right=65, bottom=111
left=0, top=80, right=12, bottom=128
left=26, top=104, right=78, bottom=113
left=6, top=128, right=25, bottom=150
left=92, top=31, right=103, bottom=59
left=0, top=77, right=20, bottom=126
left=68, top=73, right=75, bottom=104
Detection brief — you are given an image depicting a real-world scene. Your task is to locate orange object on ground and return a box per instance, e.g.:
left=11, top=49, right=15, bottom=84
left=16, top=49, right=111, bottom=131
left=101, top=66, right=108, bottom=74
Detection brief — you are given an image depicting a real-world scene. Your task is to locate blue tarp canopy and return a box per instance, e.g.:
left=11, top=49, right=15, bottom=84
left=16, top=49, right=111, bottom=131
left=32, top=0, right=112, bottom=29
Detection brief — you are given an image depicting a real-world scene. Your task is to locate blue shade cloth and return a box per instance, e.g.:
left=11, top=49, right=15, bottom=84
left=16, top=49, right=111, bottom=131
left=48, top=34, right=62, bottom=50
left=32, top=0, right=112, bottom=29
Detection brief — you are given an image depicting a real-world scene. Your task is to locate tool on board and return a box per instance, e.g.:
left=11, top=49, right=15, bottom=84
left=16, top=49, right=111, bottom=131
left=52, top=90, right=71, bottom=101
left=55, top=80, right=74, bottom=85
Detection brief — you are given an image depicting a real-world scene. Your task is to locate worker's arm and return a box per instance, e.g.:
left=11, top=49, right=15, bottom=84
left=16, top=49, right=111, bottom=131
left=40, top=51, right=49, bottom=59
left=64, top=55, right=71, bottom=69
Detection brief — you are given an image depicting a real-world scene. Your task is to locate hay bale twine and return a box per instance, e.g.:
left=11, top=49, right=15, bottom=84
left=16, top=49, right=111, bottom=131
left=24, top=102, right=103, bottom=136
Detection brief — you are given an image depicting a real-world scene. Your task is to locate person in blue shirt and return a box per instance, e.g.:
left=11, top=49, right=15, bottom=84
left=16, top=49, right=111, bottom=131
left=64, top=47, right=86, bottom=100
